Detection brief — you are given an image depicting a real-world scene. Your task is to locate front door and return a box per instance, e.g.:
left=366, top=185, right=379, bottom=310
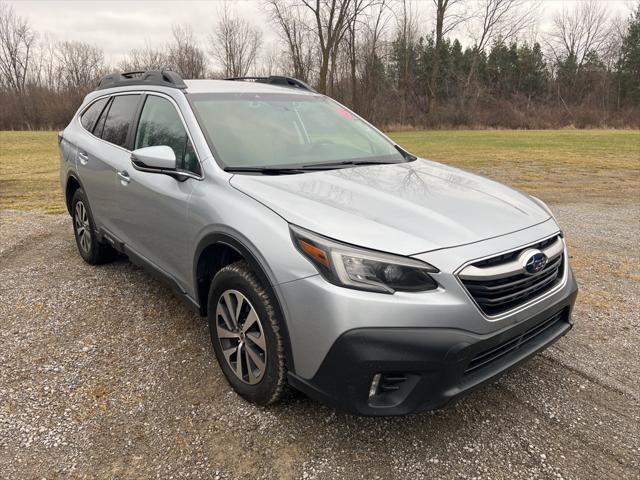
left=114, top=94, right=202, bottom=292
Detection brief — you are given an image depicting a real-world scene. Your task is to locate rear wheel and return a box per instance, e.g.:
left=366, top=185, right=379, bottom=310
left=208, top=261, right=287, bottom=405
left=71, top=188, right=115, bottom=265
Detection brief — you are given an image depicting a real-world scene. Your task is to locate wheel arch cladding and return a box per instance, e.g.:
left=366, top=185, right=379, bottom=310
left=65, top=174, right=82, bottom=215
left=196, top=241, right=243, bottom=314
left=194, top=233, right=296, bottom=372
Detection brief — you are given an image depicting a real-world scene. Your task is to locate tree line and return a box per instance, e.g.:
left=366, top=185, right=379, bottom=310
left=1, top=0, right=639, bottom=130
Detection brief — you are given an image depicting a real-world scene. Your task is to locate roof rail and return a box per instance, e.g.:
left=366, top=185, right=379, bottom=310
left=225, top=76, right=317, bottom=93
left=96, top=70, right=187, bottom=91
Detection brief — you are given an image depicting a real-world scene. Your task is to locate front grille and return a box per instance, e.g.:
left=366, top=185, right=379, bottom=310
left=464, top=310, right=566, bottom=375
left=460, top=236, right=565, bottom=316
left=472, top=236, right=558, bottom=268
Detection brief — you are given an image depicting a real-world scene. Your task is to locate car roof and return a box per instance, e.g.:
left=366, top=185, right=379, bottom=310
left=82, top=76, right=319, bottom=106
left=183, top=79, right=318, bottom=95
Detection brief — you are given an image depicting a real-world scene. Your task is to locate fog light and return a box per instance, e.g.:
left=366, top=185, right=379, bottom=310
left=368, top=373, right=382, bottom=399
left=367, top=372, right=419, bottom=408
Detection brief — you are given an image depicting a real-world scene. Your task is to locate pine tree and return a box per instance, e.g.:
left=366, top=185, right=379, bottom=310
left=618, top=3, right=640, bottom=104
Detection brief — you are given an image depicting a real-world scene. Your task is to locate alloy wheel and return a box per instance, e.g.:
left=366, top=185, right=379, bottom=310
left=74, top=201, right=92, bottom=253
left=215, top=289, right=267, bottom=385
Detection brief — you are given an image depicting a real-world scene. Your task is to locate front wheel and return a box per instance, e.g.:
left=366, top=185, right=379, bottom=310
left=207, top=261, right=287, bottom=405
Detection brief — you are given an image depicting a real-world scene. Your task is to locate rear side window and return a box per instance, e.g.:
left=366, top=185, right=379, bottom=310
left=134, top=95, right=200, bottom=174
left=101, top=94, right=141, bottom=148
left=80, top=98, right=108, bottom=131
left=93, top=98, right=111, bottom=137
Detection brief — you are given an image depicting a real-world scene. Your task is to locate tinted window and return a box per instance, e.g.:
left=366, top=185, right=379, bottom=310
left=80, top=98, right=108, bottom=131
left=101, top=94, right=141, bottom=148
left=93, top=98, right=111, bottom=137
left=134, top=95, right=199, bottom=174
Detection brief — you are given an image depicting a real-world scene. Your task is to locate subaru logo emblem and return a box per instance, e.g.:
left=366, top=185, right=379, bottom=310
left=521, top=249, right=548, bottom=275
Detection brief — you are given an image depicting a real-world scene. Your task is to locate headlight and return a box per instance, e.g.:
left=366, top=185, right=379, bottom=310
left=530, top=195, right=557, bottom=222
left=290, top=225, right=439, bottom=293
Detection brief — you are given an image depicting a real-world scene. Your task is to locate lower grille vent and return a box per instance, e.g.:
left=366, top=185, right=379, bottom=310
left=465, top=311, right=565, bottom=375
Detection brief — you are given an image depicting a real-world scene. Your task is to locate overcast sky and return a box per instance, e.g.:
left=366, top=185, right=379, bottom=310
left=7, top=0, right=634, bottom=64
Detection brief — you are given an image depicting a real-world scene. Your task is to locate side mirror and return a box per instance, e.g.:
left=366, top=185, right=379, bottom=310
left=131, top=145, right=176, bottom=171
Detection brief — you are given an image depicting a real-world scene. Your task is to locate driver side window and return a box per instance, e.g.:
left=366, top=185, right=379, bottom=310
left=134, top=95, right=200, bottom=175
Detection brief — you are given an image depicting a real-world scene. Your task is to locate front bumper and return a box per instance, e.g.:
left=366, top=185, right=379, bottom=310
left=288, top=275, right=578, bottom=416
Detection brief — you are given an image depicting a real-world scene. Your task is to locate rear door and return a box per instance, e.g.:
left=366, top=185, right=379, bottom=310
left=76, top=93, right=142, bottom=235
left=113, top=93, right=201, bottom=290
left=74, top=96, right=112, bottom=226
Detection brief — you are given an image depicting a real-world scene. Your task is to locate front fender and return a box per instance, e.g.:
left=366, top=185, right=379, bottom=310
left=192, top=228, right=301, bottom=373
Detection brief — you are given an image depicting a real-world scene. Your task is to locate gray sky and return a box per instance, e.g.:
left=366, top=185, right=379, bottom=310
left=8, top=0, right=634, bottom=64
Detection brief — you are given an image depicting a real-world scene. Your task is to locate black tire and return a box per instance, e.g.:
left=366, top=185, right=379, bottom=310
left=71, top=188, right=115, bottom=265
left=207, top=261, right=287, bottom=405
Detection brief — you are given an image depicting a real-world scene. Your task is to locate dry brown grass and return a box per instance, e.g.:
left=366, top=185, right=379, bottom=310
left=390, top=129, right=640, bottom=204
left=1, top=130, right=638, bottom=214
left=0, top=131, right=65, bottom=213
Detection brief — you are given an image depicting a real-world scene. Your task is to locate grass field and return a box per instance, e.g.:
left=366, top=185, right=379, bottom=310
left=392, top=129, right=640, bottom=203
left=1, top=131, right=66, bottom=213
left=1, top=129, right=638, bottom=214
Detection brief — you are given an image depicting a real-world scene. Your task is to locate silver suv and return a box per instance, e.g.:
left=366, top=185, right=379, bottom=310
left=59, top=70, right=578, bottom=415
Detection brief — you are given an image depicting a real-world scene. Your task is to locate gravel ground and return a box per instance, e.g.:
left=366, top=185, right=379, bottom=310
left=1, top=203, right=639, bottom=480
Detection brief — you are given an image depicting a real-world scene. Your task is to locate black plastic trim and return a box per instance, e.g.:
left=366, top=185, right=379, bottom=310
left=288, top=276, right=578, bottom=416
left=225, top=75, right=317, bottom=93
left=96, top=228, right=201, bottom=315
left=96, top=70, right=187, bottom=90
left=193, top=232, right=296, bottom=372
left=64, top=172, right=86, bottom=214
left=123, top=94, right=145, bottom=151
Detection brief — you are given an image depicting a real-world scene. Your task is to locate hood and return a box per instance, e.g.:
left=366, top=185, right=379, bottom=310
left=230, top=159, right=552, bottom=255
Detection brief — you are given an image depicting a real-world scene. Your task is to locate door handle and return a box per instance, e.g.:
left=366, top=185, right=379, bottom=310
left=78, top=152, right=89, bottom=165
left=117, top=170, right=130, bottom=184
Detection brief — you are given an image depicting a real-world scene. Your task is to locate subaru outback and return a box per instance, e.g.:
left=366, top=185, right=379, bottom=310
left=59, top=70, right=578, bottom=415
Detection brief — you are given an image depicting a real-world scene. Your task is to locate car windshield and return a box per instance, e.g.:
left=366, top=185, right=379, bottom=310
left=188, top=92, right=407, bottom=170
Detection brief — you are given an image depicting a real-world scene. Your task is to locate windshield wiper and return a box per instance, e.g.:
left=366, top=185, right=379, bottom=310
left=225, top=159, right=399, bottom=175
left=301, top=159, right=398, bottom=170
left=225, top=167, right=305, bottom=175
left=224, top=166, right=308, bottom=175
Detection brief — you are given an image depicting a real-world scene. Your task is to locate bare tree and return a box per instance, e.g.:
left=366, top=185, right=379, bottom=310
left=330, top=0, right=373, bottom=94
left=548, top=0, right=611, bottom=68
left=254, top=42, right=281, bottom=76
left=364, top=1, right=390, bottom=64
left=119, top=42, right=169, bottom=72
left=27, top=33, right=56, bottom=89
left=359, top=0, right=391, bottom=120
left=167, top=25, right=207, bottom=79
left=345, top=1, right=361, bottom=107
left=0, top=2, right=36, bottom=93
left=264, top=0, right=316, bottom=82
left=40, top=34, right=61, bottom=88
left=298, top=0, right=373, bottom=94
left=210, top=3, right=263, bottom=77
left=394, top=0, right=420, bottom=124
left=464, top=0, right=539, bottom=95
left=56, top=40, right=105, bottom=91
